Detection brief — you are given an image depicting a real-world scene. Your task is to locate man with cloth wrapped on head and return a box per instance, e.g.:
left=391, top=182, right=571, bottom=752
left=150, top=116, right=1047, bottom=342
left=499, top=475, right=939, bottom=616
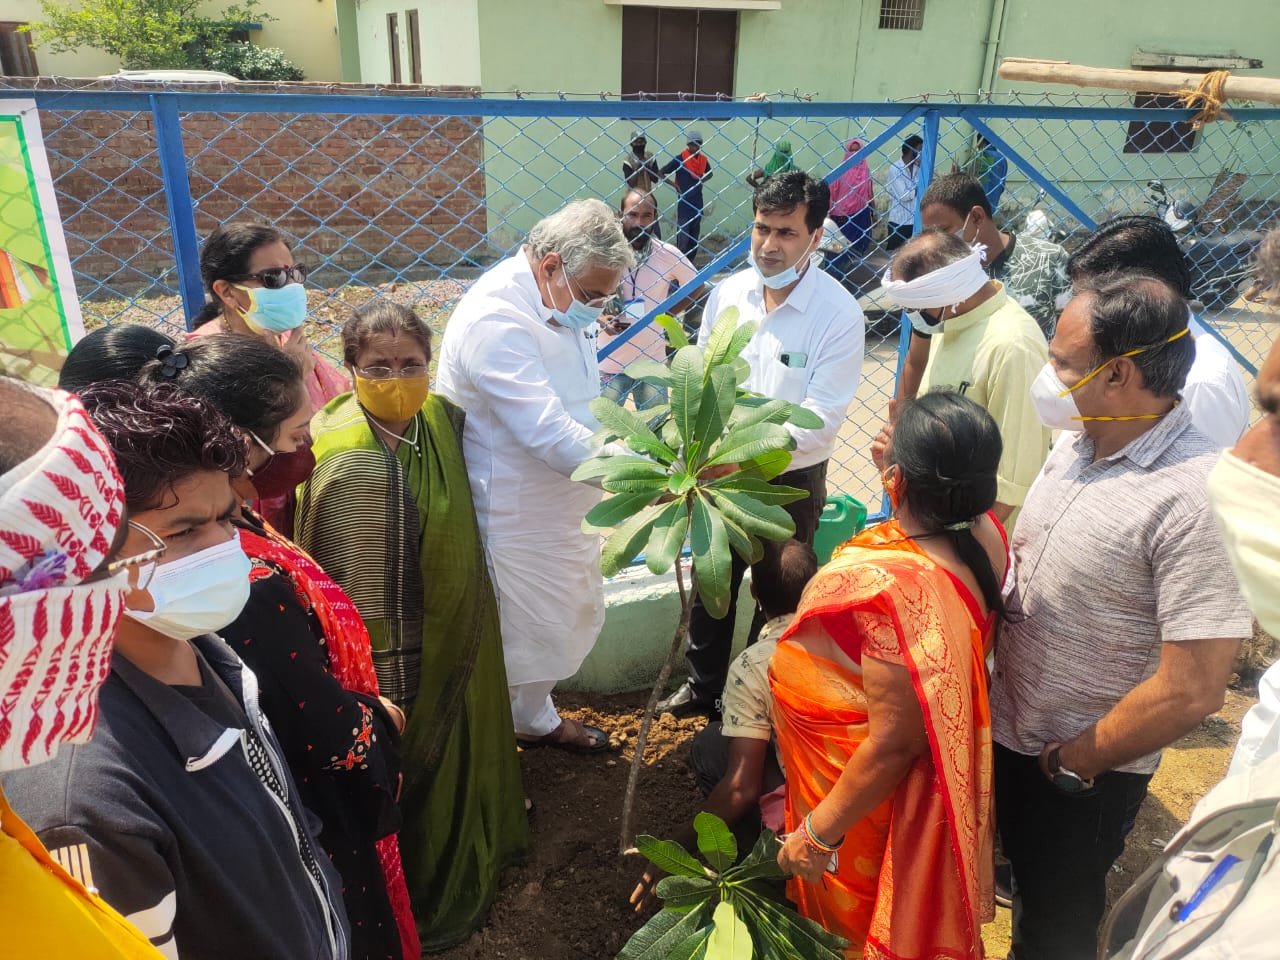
left=874, top=229, right=1050, bottom=529
left=0, top=377, right=161, bottom=957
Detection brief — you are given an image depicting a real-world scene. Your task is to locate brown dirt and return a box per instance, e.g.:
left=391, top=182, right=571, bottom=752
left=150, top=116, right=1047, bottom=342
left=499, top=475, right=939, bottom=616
left=436, top=684, right=1259, bottom=960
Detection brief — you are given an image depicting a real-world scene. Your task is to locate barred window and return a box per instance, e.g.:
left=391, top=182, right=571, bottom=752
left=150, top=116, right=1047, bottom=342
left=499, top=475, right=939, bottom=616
left=879, top=0, right=925, bottom=30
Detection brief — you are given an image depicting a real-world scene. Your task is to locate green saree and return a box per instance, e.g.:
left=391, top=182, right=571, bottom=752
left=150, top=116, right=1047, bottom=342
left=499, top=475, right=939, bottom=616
left=296, top=392, right=530, bottom=952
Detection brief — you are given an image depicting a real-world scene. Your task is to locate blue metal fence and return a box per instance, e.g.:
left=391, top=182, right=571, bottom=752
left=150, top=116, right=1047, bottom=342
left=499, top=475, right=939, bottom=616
left=11, top=83, right=1279, bottom=513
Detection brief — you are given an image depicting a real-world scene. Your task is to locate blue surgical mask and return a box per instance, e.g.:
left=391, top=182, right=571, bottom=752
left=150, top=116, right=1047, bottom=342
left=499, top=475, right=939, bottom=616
left=750, top=232, right=818, bottom=290
left=234, top=282, right=308, bottom=334
left=551, top=269, right=605, bottom=331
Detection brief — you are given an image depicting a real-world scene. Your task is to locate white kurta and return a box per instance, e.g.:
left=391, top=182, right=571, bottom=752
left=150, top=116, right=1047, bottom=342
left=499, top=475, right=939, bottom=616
left=435, top=252, right=606, bottom=687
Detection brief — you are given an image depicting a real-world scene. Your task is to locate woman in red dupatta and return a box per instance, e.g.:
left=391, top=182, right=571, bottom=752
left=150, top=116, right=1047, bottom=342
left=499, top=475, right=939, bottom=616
left=773, top=391, right=1009, bottom=959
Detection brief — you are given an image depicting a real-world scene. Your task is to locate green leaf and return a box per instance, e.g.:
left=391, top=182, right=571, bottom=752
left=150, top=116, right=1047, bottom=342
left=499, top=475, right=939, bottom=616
left=661, top=418, right=683, bottom=451
left=706, top=901, right=753, bottom=960
left=736, top=448, right=793, bottom=481
left=618, top=901, right=716, bottom=960
left=689, top=365, right=738, bottom=469
left=626, top=432, right=676, bottom=464
left=572, top=455, right=667, bottom=484
left=728, top=398, right=794, bottom=430
left=734, top=829, right=780, bottom=868
left=635, top=835, right=707, bottom=878
left=668, top=928, right=713, bottom=960
left=708, top=476, right=808, bottom=508
left=668, top=471, right=697, bottom=496
left=646, top=500, right=690, bottom=575
left=655, top=874, right=716, bottom=912
left=735, top=888, right=849, bottom=958
left=670, top=346, right=706, bottom=448
left=693, top=812, right=738, bottom=873
left=690, top=494, right=732, bottom=620
left=784, top=404, right=824, bottom=429
left=583, top=491, right=656, bottom=530
left=602, top=477, right=670, bottom=496
left=706, top=489, right=797, bottom=541
left=702, top=306, right=742, bottom=372
left=655, top=313, right=690, bottom=350
left=590, top=395, right=661, bottom=445
left=705, top=423, right=795, bottom=469
left=623, top=357, right=674, bottom=387
left=601, top=502, right=664, bottom=577
left=722, top=320, right=759, bottom=367
left=731, top=356, right=753, bottom=386
left=719, top=511, right=764, bottom=566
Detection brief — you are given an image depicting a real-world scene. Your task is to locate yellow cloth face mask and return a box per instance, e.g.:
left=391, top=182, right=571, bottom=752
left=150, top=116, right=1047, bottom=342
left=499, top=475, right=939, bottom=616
left=354, top=374, right=430, bottom=422
left=1206, top=449, right=1280, bottom=639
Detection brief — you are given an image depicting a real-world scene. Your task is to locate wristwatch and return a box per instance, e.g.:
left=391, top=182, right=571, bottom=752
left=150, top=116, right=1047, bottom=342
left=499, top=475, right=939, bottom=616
left=1047, top=746, right=1095, bottom=793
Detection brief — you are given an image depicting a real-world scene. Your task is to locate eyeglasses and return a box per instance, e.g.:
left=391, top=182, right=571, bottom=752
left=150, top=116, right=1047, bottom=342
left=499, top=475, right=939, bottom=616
left=103, top=522, right=167, bottom=593
left=356, top=365, right=429, bottom=381
left=225, top=265, right=308, bottom=289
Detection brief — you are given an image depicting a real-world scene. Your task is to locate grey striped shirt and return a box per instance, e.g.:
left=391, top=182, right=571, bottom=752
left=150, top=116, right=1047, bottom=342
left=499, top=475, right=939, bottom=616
left=991, top=404, right=1252, bottom=774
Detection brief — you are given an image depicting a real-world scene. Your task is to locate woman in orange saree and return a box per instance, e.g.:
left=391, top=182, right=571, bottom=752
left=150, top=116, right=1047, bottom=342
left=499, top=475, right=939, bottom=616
left=773, top=391, right=1009, bottom=959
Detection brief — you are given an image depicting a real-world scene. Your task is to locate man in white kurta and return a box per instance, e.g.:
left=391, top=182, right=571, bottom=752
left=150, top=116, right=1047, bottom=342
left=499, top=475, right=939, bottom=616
left=435, top=199, right=633, bottom=751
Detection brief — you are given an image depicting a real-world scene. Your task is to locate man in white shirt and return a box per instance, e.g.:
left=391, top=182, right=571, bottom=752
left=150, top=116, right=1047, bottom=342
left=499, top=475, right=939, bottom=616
left=658, top=170, right=865, bottom=718
left=435, top=199, right=633, bottom=753
left=885, top=135, right=922, bottom=251
left=1067, top=215, right=1250, bottom=448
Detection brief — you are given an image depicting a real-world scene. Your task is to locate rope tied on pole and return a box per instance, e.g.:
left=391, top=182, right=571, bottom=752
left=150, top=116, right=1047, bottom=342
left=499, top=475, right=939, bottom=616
left=1177, top=69, right=1233, bottom=129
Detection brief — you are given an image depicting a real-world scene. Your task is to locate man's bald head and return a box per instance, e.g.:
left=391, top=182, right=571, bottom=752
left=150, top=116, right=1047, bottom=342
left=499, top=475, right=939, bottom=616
left=0, top=377, right=57, bottom=476
left=891, top=228, right=973, bottom=283
left=621, top=189, right=657, bottom=216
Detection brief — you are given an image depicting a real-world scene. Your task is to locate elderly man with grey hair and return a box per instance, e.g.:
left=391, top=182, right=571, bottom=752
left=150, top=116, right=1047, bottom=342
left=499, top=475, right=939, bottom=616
left=436, top=198, right=633, bottom=752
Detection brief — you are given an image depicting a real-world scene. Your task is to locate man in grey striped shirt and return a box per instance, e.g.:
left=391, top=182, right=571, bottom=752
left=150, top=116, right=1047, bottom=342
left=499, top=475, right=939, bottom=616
left=991, top=271, right=1252, bottom=960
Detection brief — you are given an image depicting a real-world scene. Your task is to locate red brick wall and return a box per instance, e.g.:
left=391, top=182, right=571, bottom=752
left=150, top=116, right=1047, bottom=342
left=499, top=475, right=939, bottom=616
left=0, top=78, right=487, bottom=291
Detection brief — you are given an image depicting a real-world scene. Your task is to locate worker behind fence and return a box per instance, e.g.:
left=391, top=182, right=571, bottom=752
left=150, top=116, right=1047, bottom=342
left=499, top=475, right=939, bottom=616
left=435, top=198, right=633, bottom=755
left=876, top=228, right=1050, bottom=530
left=597, top=188, right=703, bottom=412
left=993, top=272, right=1252, bottom=960
left=659, top=170, right=865, bottom=720
left=1066, top=215, right=1251, bottom=448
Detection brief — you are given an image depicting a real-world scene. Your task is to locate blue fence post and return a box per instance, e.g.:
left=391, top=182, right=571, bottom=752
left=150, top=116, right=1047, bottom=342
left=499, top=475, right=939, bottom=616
left=149, top=94, right=204, bottom=329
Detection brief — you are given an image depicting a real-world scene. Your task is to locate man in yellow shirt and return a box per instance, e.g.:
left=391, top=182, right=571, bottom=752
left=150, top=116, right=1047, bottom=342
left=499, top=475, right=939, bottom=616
left=879, top=229, right=1050, bottom=527
left=0, top=377, right=162, bottom=958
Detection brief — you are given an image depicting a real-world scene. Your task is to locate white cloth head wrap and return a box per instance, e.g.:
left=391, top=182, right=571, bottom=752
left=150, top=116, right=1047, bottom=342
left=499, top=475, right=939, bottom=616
left=0, top=385, right=128, bottom=771
left=880, top=243, right=990, bottom=309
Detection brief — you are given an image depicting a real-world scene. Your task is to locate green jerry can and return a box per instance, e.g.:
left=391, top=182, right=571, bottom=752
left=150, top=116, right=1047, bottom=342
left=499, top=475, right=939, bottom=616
left=813, top=494, right=868, bottom=564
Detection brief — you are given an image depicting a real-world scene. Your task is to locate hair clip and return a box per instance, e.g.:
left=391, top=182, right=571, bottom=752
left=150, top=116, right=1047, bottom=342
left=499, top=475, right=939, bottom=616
left=155, top=344, right=189, bottom=379
left=942, top=519, right=974, bottom=532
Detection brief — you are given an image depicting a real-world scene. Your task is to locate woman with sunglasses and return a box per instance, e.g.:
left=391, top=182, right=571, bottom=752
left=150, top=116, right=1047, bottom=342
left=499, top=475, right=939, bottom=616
left=189, top=223, right=347, bottom=533
left=134, top=333, right=420, bottom=960
left=296, top=301, right=530, bottom=951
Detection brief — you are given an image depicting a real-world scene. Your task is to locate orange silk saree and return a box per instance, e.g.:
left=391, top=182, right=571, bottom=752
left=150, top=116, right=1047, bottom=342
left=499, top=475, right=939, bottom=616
left=769, top=520, right=996, bottom=959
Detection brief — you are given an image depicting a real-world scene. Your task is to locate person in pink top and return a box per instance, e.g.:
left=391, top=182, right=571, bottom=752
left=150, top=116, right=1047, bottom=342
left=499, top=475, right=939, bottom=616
left=598, top=189, right=703, bottom=410
left=188, top=223, right=349, bottom=534
left=828, top=138, right=875, bottom=253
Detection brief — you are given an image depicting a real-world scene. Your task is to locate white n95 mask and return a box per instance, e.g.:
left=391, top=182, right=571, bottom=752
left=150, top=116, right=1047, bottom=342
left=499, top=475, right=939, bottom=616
left=125, top=530, right=252, bottom=640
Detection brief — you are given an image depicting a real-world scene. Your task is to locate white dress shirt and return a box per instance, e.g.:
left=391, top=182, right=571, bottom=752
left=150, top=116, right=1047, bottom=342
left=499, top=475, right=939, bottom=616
left=697, top=261, right=865, bottom=471
left=435, top=251, right=607, bottom=686
left=1183, top=314, right=1251, bottom=448
left=886, top=158, right=917, bottom=226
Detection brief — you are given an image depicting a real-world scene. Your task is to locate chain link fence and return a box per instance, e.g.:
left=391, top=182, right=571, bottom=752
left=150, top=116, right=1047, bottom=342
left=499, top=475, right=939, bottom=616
left=4, top=79, right=1278, bottom=511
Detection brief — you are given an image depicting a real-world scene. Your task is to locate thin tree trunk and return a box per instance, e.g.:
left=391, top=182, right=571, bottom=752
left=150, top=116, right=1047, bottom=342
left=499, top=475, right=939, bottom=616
left=619, top=556, right=694, bottom=855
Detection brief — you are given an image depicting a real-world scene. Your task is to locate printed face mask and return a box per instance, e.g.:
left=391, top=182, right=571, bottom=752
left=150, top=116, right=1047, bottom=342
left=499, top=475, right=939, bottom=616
left=234, top=283, right=308, bottom=334
left=354, top=373, right=430, bottom=422
left=1206, top=450, right=1280, bottom=638
left=124, top=530, right=251, bottom=641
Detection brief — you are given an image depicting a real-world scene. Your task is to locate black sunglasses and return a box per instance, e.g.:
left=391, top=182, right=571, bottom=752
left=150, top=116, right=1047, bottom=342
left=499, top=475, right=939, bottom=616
left=225, top=264, right=308, bottom=289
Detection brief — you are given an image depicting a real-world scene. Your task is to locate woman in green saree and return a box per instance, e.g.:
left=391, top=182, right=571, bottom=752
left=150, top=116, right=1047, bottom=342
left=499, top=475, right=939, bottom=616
left=295, top=301, right=529, bottom=951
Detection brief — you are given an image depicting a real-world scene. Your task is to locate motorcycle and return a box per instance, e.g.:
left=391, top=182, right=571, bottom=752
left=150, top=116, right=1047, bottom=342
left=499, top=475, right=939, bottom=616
left=1146, top=179, right=1262, bottom=309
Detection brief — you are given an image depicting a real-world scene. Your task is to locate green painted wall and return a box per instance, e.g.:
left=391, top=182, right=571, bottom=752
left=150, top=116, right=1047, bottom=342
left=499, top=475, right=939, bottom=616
left=350, top=0, right=1280, bottom=253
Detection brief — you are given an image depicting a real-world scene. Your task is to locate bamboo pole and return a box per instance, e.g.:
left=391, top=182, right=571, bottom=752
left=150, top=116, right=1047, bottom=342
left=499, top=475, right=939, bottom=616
left=998, top=58, right=1280, bottom=105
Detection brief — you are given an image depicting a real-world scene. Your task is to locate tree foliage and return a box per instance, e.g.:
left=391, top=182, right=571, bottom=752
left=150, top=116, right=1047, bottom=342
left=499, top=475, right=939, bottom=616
left=28, top=0, right=304, bottom=79
left=619, top=814, right=849, bottom=960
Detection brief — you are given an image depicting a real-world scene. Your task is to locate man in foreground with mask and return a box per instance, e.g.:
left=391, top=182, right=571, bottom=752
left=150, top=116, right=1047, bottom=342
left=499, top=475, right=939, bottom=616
left=3, top=380, right=351, bottom=960
left=0, top=377, right=163, bottom=957
left=659, top=170, right=865, bottom=719
left=597, top=188, right=702, bottom=411
left=991, top=272, right=1252, bottom=960
left=436, top=198, right=633, bottom=753
left=878, top=228, right=1049, bottom=528
left=1096, top=230, right=1280, bottom=960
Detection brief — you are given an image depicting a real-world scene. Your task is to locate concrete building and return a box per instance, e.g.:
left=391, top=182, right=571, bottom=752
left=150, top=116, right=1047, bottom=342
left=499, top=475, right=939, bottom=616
left=1, top=0, right=341, bottom=81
